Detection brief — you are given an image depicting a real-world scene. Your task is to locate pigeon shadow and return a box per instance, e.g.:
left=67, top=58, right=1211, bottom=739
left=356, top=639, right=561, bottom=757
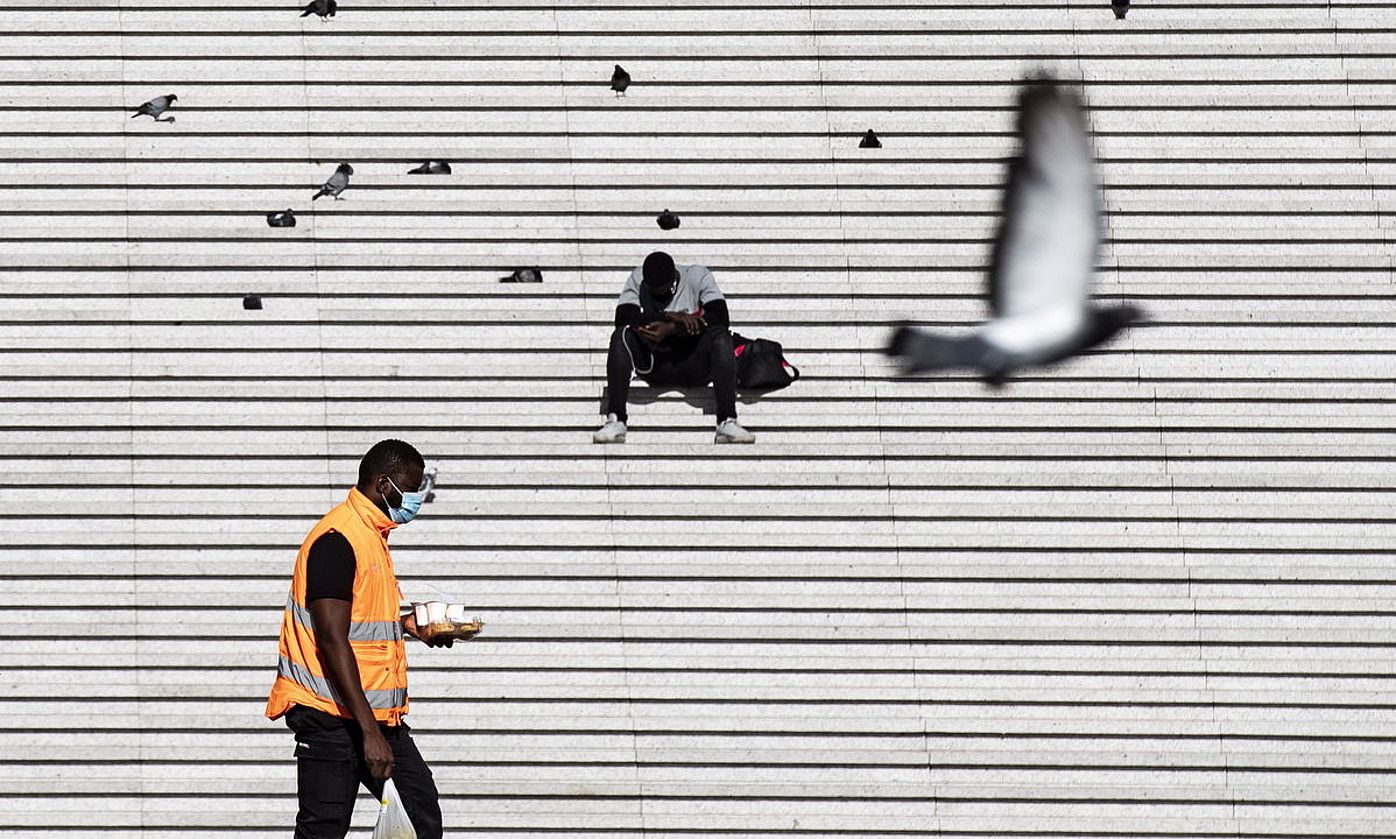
left=599, top=385, right=779, bottom=417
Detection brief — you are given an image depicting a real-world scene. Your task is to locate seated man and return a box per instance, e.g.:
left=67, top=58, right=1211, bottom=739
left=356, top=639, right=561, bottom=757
left=594, top=251, right=755, bottom=444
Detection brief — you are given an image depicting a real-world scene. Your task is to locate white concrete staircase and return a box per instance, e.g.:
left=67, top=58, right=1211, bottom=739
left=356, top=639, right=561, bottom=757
left=0, top=0, right=1393, bottom=835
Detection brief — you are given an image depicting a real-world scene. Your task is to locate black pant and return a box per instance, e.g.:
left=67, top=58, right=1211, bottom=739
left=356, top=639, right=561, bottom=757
left=285, top=704, right=443, bottom=839
left=605, top=325, right=738, bottom=423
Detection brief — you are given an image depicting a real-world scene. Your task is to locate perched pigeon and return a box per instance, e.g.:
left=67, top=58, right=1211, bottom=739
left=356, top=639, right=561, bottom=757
left=499, top=267, right=543, bottom=283
left=301, top=0, right=336, bottom=20
left=419, top=464, right=438, bottom=503
left=408, top=160, right=452, bottom=175
left=1112, top=0, right=1129, bottom=19
left=656, top=209, right=680, bottom=230
left=312, top=162, right=353, bottom=201
left=131, top=94, right=178, bottom=122
left=860, top=129, right=881, bottom=149
left=610, top=65, right=631, bottom=96
left=886, top=77, right=1141, bottom=386
left=243, top=293, right=263, bottom=310
left=266, top=209, right=296, bottom=228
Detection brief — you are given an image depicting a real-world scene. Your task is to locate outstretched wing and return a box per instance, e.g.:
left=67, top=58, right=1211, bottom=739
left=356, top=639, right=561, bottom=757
left=988, top=78, right=1101, bottom=320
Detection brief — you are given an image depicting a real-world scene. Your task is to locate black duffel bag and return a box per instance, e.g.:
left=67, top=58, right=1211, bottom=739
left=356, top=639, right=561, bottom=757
left=731, top=332, right=800, bottom=390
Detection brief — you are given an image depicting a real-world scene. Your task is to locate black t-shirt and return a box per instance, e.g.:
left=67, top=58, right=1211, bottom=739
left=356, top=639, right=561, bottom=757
left=305, top=529, right=355, bottom=602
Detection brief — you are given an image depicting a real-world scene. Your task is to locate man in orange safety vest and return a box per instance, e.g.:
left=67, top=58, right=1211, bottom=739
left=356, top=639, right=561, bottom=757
left=267, top=438, right=461, bottom=839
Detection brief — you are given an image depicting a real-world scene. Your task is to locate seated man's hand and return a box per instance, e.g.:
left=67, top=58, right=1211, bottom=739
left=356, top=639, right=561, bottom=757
left=665, top=312, right=707, bottom=335
left=637, top=320, right=678, bottom=343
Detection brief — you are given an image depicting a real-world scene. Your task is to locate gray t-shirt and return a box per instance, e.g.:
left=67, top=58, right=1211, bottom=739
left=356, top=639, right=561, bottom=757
left=617, top=262, right=725, bottom=315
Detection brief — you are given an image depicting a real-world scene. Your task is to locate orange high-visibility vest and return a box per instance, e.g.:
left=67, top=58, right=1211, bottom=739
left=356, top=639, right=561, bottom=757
left=266, top=487, right=410, bottom=725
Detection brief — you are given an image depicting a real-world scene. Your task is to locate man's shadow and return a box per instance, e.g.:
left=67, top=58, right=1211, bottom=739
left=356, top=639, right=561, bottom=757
left=600, top=384, right=778, bottom=417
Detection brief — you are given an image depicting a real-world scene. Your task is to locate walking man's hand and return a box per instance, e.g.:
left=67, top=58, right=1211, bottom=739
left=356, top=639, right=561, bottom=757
left=403, top=612, right=455, bottom=648
left=363, top=728, right=395, bottom=780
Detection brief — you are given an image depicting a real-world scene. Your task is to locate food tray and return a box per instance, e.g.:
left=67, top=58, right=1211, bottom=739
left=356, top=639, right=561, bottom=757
left=420, top=619, right=483, bottom=640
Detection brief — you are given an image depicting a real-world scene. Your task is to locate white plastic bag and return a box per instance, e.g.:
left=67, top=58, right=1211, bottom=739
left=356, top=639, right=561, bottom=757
left=372, top=778, right=418, bottom=839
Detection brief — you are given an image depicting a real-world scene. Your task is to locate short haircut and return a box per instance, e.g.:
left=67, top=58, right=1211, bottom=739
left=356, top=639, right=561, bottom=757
left=357, top=439, right=424, bottom=487
left=642, top=251, right=676, bottom=287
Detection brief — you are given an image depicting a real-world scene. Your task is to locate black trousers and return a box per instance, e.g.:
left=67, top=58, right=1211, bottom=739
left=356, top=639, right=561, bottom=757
left=605, top=325, right=738, bottom=423
left=285, top=704, right=443, bottom=839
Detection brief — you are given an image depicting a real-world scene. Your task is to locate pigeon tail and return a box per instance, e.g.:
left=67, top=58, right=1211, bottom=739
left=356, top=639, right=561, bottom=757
left=311, top=189, right=328, bottom=201
left=1079, top=304, right=1143, bottom=352
left=887, top=326, right=1001, bottom=376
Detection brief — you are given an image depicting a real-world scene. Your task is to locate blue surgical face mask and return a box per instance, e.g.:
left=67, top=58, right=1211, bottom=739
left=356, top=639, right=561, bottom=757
left=384, top=476, right=426, bottom=524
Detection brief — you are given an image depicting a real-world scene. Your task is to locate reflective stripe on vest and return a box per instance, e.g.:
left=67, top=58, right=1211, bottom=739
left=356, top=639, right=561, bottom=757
left=286, top=595, right=403, bottom=643
left=276, top=656, right=408, bottom=710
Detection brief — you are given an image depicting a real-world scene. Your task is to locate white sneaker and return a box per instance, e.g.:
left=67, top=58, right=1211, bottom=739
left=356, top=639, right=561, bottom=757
left=593, top=414, right=627, bottom=444
left=714, top=418, right=755, bottom=444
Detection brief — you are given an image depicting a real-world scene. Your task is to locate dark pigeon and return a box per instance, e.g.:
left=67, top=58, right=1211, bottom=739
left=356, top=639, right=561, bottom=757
left=266, top=209, right=296, bottom=228
left=499, top=267, right=543, bottom=283
left=1112, top=0, right=1129, bottom=19
left=408, top=161, right=452, bottom=175
left=132, top=94, right=178, bottom=122
left=611, top=65, right=631, bottom=96
left=656, top=209, right=680, bottom=230
left=243, top=294, right=263, bottom=310
left=301, top=0, right=336, bottom=20
left=312, top=162, right=353, bottom=201
left=886, top=76, right=1141, bottom=386
left=860, top=129, right=881, bottom=149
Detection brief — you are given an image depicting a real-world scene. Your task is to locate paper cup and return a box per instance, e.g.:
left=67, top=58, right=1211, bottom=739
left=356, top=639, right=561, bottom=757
left=425, top=600, right=448, bottom=623
left=445, top=604, right=466, bottom=623
left=413, top=602, right=430, bottom=627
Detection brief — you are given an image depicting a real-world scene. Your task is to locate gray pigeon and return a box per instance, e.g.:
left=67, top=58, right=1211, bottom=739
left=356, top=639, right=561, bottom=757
left=886, top=77, right=1141, bottom=386
left=860, top=129, right=881, bottom=149
left=408, top=161, right=451, bottom=175
left=301, top=0, right=336, bottom=20
left=611, top=65, right=631, bottom=96
left=656, top=209, right=680, bottom=230
left=419, top=464, right=438, bottom=503
left=132, top=94, right=178, bottom=122
left=1112, top=0, right=1129, bottom=19
left=266, top=209, right=296, bottom=227
left=312, top=162, right=353, bottom=201
left=499, top=267, right=543, bottom=283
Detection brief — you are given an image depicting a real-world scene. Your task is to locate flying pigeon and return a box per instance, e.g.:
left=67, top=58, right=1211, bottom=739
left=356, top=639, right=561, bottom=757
left=266, top=209, right=296, bottom=228
left=860, top=129, right=881, bottom=149
left=610, top=65, right=631, bottom=96
left=131, top=94, right=177, bottom=122
left=243, top=293, right=263, bottom=310
left=1112, top=0, right=1129, bottom=19
left=301, top=0, right=336, bottom=20
left=886, top=77, right=1141, bottom=386
left=656, top=209, right=680, bottom=230
left=312, top=162, right=353, bottom=201
left=408, top=160, right=451, bottom=175
left=499, top=267, right=543, bottom=283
